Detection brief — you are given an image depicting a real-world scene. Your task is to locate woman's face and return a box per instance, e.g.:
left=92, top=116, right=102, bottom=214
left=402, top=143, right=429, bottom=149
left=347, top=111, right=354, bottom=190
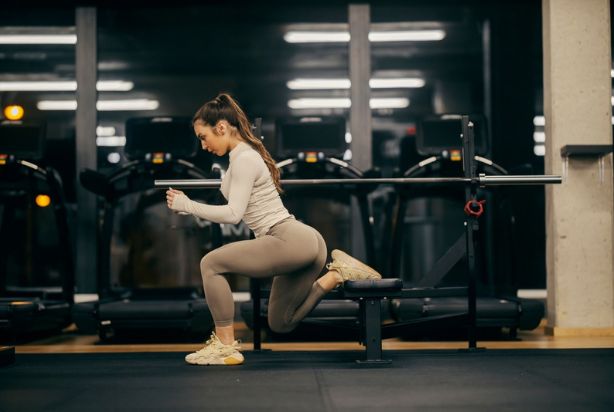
left=194, top=121, right=226, bottom=156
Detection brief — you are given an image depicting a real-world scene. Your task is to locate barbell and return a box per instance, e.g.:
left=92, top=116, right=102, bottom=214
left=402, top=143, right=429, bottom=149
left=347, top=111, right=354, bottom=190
left=154, top=174, right=562, bottom=189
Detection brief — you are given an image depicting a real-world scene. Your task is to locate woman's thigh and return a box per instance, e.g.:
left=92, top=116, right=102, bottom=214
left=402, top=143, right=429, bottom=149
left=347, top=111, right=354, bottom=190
left=203, top=221, right=321, bottom=279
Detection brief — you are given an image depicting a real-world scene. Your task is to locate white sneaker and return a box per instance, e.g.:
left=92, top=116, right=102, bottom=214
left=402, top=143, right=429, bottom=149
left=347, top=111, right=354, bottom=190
left=326, top=249, right=382, bottom=281
left=185, top=332, right=244, bottom=366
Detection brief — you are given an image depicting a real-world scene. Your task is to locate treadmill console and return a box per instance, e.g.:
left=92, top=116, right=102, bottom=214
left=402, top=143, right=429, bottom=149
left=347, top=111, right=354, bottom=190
left=125, top=117, right=198, bottom=162
left=275, top=116, right=346, bottom=160
left=0, top=121, right=45, bottom=163
left=417, top=115, right=488, bottom=159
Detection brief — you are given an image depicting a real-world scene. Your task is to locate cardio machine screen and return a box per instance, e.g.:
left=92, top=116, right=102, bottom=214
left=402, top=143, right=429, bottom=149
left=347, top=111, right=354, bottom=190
left=275, top=117, right=346, bottom=159
left=417, top=116, right=488, bottom=157
left=0, top=123, right=44, bottom=160
left=124, top=117, right=198, bottom=160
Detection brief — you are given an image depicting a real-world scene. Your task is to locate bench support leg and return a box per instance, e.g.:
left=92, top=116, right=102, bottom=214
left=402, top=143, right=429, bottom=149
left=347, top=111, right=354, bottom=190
left=356, top=298, right=391, bottom=365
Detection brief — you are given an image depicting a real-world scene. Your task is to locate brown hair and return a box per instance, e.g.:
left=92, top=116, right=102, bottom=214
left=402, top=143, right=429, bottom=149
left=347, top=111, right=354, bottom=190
left=192, top=93, right=282, bottom=193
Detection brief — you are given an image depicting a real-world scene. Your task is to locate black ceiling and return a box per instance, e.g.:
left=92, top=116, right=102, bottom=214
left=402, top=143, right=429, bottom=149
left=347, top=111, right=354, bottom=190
left=0, top=1, right=544, bottom=135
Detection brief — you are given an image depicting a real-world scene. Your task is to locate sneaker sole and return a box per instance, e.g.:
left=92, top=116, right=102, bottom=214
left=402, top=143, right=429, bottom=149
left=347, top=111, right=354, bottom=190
left=186, top=355, right=244, bottom=366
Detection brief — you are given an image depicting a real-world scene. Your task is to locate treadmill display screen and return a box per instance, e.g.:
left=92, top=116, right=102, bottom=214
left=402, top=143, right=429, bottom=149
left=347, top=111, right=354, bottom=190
left=0, top=123, right=44, bottom=160
left=125, top=117, right=198, bottom=160
left=276, top=117, right=346, bottom=158
left=417, top=116, right=488, bottom=156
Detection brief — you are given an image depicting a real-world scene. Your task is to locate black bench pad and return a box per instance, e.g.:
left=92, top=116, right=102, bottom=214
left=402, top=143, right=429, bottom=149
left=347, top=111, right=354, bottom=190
left=343, top=279, right=403, bottom=291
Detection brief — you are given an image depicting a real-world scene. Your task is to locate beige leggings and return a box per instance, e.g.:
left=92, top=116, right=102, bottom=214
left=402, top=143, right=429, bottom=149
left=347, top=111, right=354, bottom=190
left=200, top=217, right=328, bottom=333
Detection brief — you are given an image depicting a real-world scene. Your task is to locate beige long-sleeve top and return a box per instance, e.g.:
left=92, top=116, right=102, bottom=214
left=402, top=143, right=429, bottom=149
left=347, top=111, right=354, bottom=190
left=170, top=141, right=292, bottom=238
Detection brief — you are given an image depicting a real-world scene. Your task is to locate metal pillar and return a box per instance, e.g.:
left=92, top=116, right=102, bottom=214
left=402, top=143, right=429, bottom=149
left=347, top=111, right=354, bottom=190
left=75, top=7, right=98, bottom=293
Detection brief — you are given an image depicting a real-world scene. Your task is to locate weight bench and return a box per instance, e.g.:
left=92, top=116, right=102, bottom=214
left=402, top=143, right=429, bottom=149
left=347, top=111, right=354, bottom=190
left=339, top=279, right=468, bottom=364
left=250, top=278, right=469, bottom=365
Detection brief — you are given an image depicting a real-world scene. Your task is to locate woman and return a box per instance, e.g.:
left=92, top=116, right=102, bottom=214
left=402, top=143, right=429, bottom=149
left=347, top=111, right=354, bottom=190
left=166, top=93, right=380, bottom=366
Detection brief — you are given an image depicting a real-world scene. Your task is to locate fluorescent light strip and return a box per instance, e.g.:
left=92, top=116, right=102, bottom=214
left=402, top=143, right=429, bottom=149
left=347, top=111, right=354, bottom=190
left=0, top=35, right=77, bottom=44
left=37, top=100, right=77, bottom=110
left=0, top=80, right=134, bottom=92
left=533, top=115, right=545, bottom=126
left=534, top=145, right=545, bottom=156
left=97, top=99, right=158, bottom=111
left=287, top=79, right=350, bottom=90
left=370, top=98, right=410, bottom=109
left=288, top=98, right=409, bottom=109
left=97, top=136, right=126, bottom=147
left=287, top=78, right=425, bottom=90
left=284, top=32, right=350, bottom=43
left=284, top=30, right=445, bottom=43
left=369, top=30, right=445, bottom=42
left=370, top=78, right=425, bottom=88
left=37, top=99, right=159, bottom=111
left=533, top=131, right=545, bottom=143
left=96, top=81, right=134, bottom=91
left=96, top=126, right=116, bottom=137
left=289, top=98, right=350, bottom=109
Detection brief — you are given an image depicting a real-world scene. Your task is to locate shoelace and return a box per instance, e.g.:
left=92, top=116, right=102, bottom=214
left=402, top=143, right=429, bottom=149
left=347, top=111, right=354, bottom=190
left=327, top=262, right=373, bottom=274
left=195, top=335, right=241, bottom=356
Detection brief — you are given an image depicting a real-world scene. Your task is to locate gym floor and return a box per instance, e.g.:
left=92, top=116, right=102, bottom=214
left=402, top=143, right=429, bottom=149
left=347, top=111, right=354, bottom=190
left=2, top=322, right=614, bottom=411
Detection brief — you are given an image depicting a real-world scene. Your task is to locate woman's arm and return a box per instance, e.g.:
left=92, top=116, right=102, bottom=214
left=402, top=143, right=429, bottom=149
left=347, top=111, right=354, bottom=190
left=167, top=154, right=260, bottom=224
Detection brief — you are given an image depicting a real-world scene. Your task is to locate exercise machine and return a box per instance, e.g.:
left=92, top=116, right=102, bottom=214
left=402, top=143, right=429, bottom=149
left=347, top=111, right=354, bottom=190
left=389, top=115, right=544, bottom=338
left=0, top=121, right=74, bottom=343
left=72, top=117, right=219, bottom=340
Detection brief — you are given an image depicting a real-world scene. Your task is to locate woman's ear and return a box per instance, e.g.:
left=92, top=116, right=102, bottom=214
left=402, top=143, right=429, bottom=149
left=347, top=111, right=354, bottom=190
left=214, top=121, right=227, bottom=136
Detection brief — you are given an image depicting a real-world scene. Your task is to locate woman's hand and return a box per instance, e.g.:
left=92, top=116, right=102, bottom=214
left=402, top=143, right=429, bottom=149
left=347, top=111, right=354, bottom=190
left=166, top=187, right=186, bottom=210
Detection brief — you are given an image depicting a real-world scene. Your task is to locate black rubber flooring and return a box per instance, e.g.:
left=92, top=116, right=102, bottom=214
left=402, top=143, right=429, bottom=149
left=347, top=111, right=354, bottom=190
left=1, top=349, right=613, bottom=411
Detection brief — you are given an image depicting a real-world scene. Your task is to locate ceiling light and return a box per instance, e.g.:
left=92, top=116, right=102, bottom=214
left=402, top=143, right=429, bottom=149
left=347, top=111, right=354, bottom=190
left=369, top=30, right=445, bottom=42
left=37, top=100, right=77, bottom=110
left=534, top=145, right=545, bottom=156
left=0, top=80, right=134, bottom=92
left=287, top=78, right=425, bottom=90
left=3, top=105, right=24, bottom=120
left=533, top=116, right=545, bottom=126
left=96, top=81, right=134, bottom=91
left=287, top=97, right=409, bottom=110
left=283, top=30, right=445, bottom=43
left=97, top=136, right=126, bottom=147
left=37, top=99, right=159, bottom=111
left=96, top=126, right=116, bottom=137
left=369, top=78, right=425, bottom=88
left=284, top=32, right=350, bottom=43
left=107, top=152, right=122, bottom=163
left=369, top=98, right=410, bottom=109
left=97, top=99, right=158, bottom=111
left=533, top=132, right=545, bottom=143
left=288, top=98, right=351, bottom=109
left=287, top=79, right=351, bottom=90
left=0, top=35, right=77, bottom=44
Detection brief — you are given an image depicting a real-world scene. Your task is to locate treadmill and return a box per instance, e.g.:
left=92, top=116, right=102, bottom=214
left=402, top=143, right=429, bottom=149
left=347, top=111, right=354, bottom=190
left=241, top=116, right=383, bottom=340
left=71, top=117, right=219, bottom=340
left=0, top=121, right=74, bottom=343
left=389, top=115, right=544, bottom=337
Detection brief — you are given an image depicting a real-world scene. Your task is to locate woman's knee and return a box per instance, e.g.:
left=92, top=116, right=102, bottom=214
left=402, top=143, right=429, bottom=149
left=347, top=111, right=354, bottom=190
left=267, top=313, right=296, bottom=334
left=200, top=251, right=220, bottom=279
